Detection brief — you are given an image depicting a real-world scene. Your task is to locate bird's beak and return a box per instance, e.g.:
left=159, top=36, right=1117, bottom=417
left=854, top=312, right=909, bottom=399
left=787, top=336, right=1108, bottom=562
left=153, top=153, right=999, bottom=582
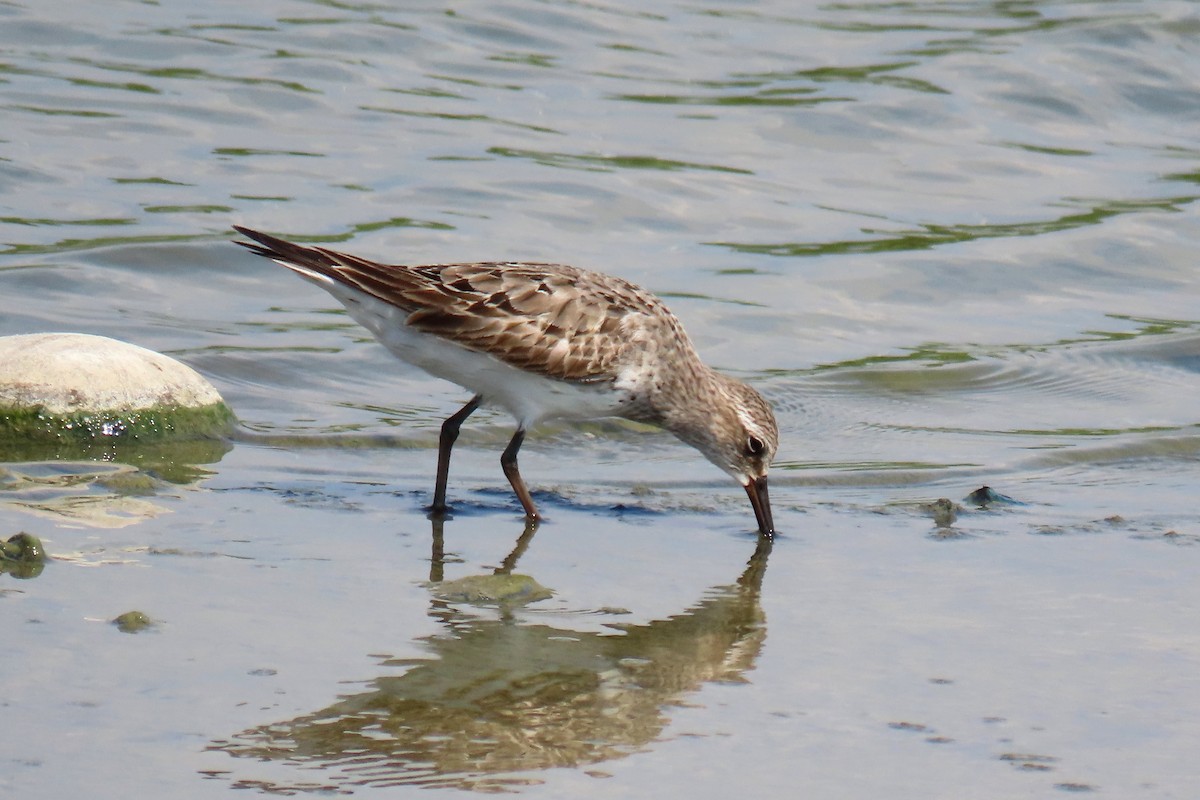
left=744, top=475, right=774, bottom=538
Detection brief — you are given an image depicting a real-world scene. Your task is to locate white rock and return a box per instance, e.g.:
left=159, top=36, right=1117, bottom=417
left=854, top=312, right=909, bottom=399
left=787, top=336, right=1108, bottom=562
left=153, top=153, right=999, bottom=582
left=0, top=332, right=223, bottom=415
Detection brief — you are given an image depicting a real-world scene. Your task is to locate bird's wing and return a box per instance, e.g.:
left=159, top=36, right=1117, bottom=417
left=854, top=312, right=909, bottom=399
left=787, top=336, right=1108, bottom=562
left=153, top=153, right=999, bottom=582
left=234, top=226, right=668, bottom=382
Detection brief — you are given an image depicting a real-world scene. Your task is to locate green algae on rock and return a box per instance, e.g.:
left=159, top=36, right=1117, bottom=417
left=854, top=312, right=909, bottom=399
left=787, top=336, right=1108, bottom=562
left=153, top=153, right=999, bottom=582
left=0, top=531, right=46, bottom=579
left=1, top=531, right=45, bottom=563
left=0, top=333, right=235, bottom=455
left=430, top=573, right=553, bottom=606
left=112, top=610, right=155, bottom=633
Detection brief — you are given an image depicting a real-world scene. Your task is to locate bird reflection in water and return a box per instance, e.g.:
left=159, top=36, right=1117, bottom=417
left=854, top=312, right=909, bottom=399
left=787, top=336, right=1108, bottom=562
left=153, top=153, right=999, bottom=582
left=208, top=520, right=772, bottom=792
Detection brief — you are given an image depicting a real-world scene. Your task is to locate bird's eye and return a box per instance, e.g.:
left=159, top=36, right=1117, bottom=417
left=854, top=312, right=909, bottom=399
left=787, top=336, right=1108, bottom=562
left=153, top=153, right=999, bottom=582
left=746, top=435, right=766, bottom=456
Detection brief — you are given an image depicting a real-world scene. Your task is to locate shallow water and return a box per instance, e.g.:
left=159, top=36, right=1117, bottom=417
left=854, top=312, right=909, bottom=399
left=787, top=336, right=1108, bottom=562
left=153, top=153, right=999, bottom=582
left=3, top=1, right=1200, bottom=797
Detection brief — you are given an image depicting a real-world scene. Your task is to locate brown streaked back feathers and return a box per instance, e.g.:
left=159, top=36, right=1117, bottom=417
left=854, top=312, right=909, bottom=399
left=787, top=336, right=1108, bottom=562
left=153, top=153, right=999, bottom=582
left=234, top=226, right=683, bottom=383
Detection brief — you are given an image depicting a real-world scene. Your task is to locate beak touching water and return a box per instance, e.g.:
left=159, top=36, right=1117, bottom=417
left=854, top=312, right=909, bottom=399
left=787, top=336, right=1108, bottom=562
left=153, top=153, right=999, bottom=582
left=744, top=475, right=774, bottom=538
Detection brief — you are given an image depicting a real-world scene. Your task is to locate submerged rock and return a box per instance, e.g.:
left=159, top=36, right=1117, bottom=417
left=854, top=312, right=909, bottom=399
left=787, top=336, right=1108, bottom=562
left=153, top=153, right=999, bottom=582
left=0, top=333, right=235, bottom=455
left=965, top=485, right=1019, bottom=507
left=1, top=531, right=44, bottom=563
left=0, top=531, right=46, bottom=579
left=112, top=610, right=155, bottom=633
left=430, top=573, right=553, bottom=606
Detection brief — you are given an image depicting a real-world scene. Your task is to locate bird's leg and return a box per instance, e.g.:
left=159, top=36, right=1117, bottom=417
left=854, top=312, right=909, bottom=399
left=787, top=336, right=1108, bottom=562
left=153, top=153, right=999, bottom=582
left=500, top=427, right=540, bottom=522
left=431, top=395, right=482, bottom=514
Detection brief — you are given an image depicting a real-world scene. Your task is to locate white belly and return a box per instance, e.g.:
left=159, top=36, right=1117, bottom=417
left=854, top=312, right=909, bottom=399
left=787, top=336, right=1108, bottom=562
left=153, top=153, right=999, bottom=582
left=338, top=292, right=626, bottom=426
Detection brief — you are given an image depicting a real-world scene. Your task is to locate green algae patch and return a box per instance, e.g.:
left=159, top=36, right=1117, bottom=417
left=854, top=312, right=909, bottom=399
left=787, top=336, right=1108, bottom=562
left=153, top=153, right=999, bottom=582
left=112, top=610, right=155, bottom=633
left=1, top=531, right=45, bottom=563
left=93, top=469, right=163, bottom=496
left=0, top=401, right=236, bottom=448
left=430, top=573, right=553, bottom=606
left=0, top=404, right=235, bottom=478
left=1, top=532, right=46, bottom=579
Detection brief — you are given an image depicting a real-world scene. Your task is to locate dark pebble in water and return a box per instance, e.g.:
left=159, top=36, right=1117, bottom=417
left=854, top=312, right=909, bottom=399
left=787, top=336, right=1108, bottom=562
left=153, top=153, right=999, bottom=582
left=965, top=485, right=1019, bottom=507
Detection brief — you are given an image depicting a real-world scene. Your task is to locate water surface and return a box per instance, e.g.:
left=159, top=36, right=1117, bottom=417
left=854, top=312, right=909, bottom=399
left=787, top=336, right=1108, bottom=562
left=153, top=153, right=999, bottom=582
left=2, top=1, right=1199, bottom=797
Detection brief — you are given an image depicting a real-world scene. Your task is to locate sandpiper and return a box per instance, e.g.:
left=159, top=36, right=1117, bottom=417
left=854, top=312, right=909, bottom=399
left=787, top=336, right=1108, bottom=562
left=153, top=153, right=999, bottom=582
left=234, top=226, right=778, bottom=536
